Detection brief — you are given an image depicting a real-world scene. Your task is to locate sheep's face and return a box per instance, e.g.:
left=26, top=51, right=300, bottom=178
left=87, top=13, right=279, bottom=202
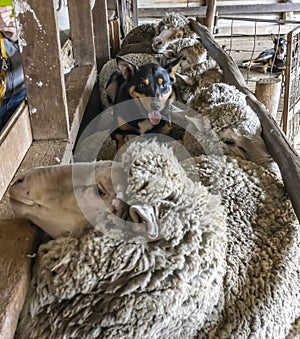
left=9, top=161, right=122, bottom=239
left=9, top=159, right=163, bottom=241
left=152, top=27, right=185, bottom=53
left=219, top=128, right=280, bottom=175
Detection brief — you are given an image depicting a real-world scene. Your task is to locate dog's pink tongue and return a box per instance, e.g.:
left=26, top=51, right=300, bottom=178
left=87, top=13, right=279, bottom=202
left=277, top=53, right=285, bottom=60
left=148, top=111, right=161, bottom=125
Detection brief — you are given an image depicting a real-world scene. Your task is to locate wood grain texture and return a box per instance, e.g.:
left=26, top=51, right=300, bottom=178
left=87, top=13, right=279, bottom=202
left=14, top=0, right=69, bottom=140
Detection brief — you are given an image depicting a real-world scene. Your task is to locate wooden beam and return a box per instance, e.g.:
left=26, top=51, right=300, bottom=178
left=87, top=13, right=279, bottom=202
left=190, top=19, right=300, bottom=223
left=205, top=0, right=217, bottom=33
left=14, top=0, right=69, bottom=140
left=138, top=3, right=300, bottom=18
left=68, top=0, right=96, bottom=66
left=93, top=0, right=111, bottom=70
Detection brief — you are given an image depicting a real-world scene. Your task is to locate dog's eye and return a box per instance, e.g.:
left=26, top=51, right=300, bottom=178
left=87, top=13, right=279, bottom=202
left=161, top=83, right=169, bottom=92
left=137, top=82, right=148, bottom=89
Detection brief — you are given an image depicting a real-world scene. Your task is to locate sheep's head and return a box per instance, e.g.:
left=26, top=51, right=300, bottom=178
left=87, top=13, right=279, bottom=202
left=9, top=161, right=123, bottom=239
left=152, top=13, right=195, bottom=53
left=103, top=139, right=214, bottom=244
left=183, top=103, right=280, bottom=176
left=162, top=39, right=207, bottom=71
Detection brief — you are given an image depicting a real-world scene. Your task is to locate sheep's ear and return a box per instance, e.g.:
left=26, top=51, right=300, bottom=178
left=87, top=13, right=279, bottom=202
left=164, top=56, right=183, bottom=82
left=176, top=72, right=195, bottom=86
left=116, top=56, right=138, bottom=81
left=162, top=49, right=177, bottom=59
left=129, top=204, right=159, bottom=240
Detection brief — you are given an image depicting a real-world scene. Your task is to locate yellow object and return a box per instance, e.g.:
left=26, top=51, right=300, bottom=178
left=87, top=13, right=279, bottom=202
left=0, top=0, right=13, bottom=7
left=0, top=32, right=7, bottom=106
left=0, top=0, right=13, bottom=16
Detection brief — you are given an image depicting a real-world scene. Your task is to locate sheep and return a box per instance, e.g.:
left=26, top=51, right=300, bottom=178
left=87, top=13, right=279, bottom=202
left=118, top=38, right=207, bottom=73
left=183, top=83, right=280, bottom=175
left=152, top=12, right=196, bottom=53
left=99, top=53, right=158, bottom=109
left=175, top=59, right=224, bottom=104
left=121, top=23, right=157, bottom=46
left=121, top=13, right=196, bottom=54
left=158, top=38, right=207, bottom=71
left=9, top=160, right=124, bottom=239
left=16, top=140, right=227, bottom=338
left=14, top=139, right=300, bottom=338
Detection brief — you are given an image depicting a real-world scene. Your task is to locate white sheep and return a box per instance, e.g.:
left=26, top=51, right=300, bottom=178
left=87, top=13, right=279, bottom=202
left=152, top=12, right=196, bottom=53
left=183, top=83, right=280, bottom=175
left=15, top=140, right=227, bottom=338
left=175, top=59, right=224, bottom=104
left=121, top=13, right=196, bottom=53
left=121, top=23, right=157, bottom=46
left=14, top=139, right=299, bottom=338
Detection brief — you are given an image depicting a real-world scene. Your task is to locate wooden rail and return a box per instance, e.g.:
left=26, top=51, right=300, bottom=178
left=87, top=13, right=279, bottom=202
left=139, top=3, right=300, bottom=18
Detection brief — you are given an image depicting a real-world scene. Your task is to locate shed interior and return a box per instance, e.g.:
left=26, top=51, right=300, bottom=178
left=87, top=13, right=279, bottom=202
left=0, top=0, right=300, bottom=337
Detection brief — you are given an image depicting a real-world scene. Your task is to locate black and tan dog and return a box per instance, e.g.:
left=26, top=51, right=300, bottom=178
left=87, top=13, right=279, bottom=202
left=242, top=35, right=287, bottom=74
left=107, top=56, right=182, bottom=150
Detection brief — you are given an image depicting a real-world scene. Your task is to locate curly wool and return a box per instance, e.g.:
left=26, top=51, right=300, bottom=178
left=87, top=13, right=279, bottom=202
left=176, top=60, right=223, bottom=103
left=190, top=82, right=248, bottom=110
left=156, top=12, right=194, bottom=37
left=181, top=154, right=300, bottom=338
left=122, top=23, right=157, bottom=46
left=17, top=140, right=227, bottom=339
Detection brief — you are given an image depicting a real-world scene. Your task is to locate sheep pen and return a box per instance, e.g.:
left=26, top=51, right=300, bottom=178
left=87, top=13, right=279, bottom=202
left=14, top=140, right=300, bottom=338
left=11, top=16, right=300, bottom=339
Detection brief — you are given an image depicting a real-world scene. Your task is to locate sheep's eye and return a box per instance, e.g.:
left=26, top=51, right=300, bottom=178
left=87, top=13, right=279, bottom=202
left=96, top=184, right=107, bottom=198
left=181, top=56, right=187, bottom=61
left=176, top=32, right=183, bottom=39
left=223, top=138, right=235, bottom=146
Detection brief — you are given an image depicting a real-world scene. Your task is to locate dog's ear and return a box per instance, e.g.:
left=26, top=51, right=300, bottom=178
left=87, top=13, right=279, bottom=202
left=164, top=56, right=183, bottom=82
left=271, top=33, right=278, bottom=45
left=116, top=56, right=138, bottom=81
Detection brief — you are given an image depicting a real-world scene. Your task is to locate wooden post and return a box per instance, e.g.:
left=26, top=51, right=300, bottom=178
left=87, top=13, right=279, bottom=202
left=93, top=0, right=111, bottom=70
left=205, top=0, right=217, bottom=33
left=254, top=78, right=282, bottom=118
left=14, top=0, right=69, bottom=140
left=190, top=19, right=300, bottom=223
left=68, top=0, right=96, bottom=66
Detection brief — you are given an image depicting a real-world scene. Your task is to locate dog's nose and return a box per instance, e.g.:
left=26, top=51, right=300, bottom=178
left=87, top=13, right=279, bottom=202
left=151, top=101, right=161, bottom=111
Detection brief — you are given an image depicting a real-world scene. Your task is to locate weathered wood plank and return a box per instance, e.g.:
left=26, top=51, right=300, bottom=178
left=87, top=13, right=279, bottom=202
left=0, top=104, right=31, bottom=200
left=93, top=0, right=111, bottom=70
left=138, top=3, right=300, bottom=18
left=14, top=0, right=69, bottom=140
left=68, top=0, right=96, bottom=65
left=190, top=19, right=300, bottom=222
left=205, top=0, right=217, bottom=32
left=65, top=64, right=98, bottom=159
left=0, top=219, right=40, bottom=339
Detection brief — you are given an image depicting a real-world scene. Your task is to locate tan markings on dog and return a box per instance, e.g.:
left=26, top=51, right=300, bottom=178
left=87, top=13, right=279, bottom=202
left=157, top=77, right=163, bottom=85
left=138, top=119, right=153, bottom=134
left=144, top=78, right=149, bottom=86
left=117, top=117, right=134, bottom=131
left=129, top=85, right=147, bottom=99
left=159, top=123, right=172, bottom=135
left=114, top=133, right=127, bottom=150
